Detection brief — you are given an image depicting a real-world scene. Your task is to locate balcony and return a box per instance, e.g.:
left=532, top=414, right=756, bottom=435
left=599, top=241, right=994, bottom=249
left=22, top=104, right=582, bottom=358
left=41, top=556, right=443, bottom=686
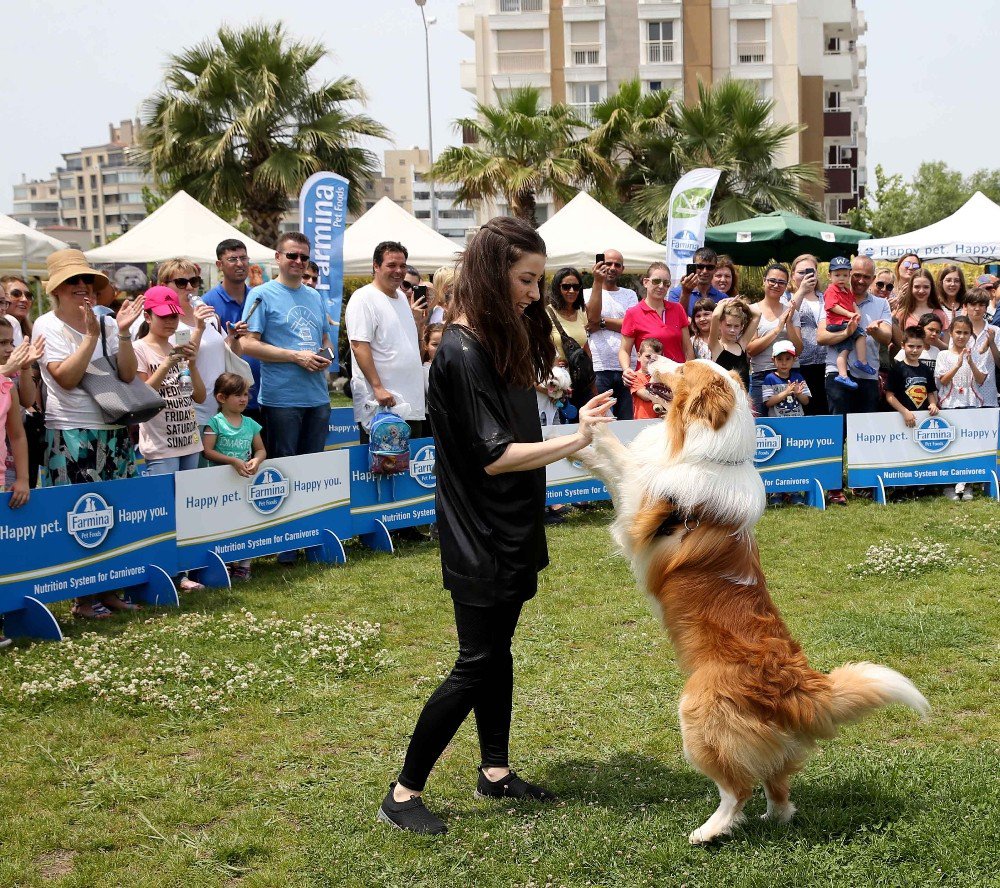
left=825, top=166, right=853, bottom=195
left=496, top=50, right=546, bottom=74
left=569, top=102, right=597, bottom=123
left=643, top=40, right=676, bottom=64
left=736, top=40, right=767, bottom=64
left=824, top=110, right=852, bottom=137
left=563, top=0, right=605, bottom=21
left=494, top=0, right=544, bottom=12
left=569, top=43, right=602, bottom=66
left=458, top=2, right=474, bottom=37
left=460, top=58, right=476, bottom=92
left=822, top=49, right=857, bottom=85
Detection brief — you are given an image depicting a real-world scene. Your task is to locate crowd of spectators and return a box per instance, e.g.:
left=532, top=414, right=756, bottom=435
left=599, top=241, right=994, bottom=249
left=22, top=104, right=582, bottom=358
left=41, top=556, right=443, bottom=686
left=3, top=231, right=1000, bottom=642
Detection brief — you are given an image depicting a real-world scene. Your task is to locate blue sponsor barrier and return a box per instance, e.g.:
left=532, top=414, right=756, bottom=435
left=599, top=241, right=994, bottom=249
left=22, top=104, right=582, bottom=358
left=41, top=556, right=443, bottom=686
left=0, top=474, right=179, bottom=640
left=174, top=452, right=352, bottom=577
left=753, top=415, right=844, bottom=509
left=349, top=438, right=437, bottom=551
left=847, top=408, right=1000, bottom=504
left=325, top=406, right=359, bottom=450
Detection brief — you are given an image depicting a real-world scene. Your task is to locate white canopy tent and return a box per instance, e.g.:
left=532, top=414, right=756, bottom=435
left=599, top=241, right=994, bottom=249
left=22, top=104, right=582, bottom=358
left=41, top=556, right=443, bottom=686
left=857, top=192, right=1000, bottom=263
left=0, top=213, right=68, bottom=270
left=537, top=191, right=665, bottom=271
left=85, top=191, right=274, bottom=266
left=343, top=197, right=460, bottom=275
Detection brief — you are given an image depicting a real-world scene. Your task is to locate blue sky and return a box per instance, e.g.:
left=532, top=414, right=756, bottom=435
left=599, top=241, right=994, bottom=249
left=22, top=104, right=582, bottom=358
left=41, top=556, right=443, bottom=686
left=2, top=0, right=998, bottom=212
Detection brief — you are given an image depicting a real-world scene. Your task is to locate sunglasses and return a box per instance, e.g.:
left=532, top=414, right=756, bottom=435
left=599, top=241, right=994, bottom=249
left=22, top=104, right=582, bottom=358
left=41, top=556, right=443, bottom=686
left=560, top=283, right=581, bottom=291
left=282, top=252, right=310, bottom=263
left=170, top=276, right=203, bottom=289
left=874, top=281, right=895, bottom=292
left=764, top=278, right=788, bottom=286
left=647, top=277, right=670, bottom=287
left=302, top=274, right=318, bottom=283
left=400, top=280, right=415, bottom=291
left=64, top=274, right=95, bottom=286
left=902, top=261, right=920, bottom=269
left=6, top=289, right=31, bottom=299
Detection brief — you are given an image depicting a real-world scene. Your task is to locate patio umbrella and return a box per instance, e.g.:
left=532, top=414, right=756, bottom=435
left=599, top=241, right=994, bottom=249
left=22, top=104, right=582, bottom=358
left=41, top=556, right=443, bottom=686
left=704, top=212, right=870, bottom=265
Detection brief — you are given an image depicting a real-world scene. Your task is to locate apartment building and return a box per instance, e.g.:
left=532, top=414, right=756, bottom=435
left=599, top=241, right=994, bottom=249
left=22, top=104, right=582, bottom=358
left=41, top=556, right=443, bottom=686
left=11, top=120, right=152, bottom=247
left=458, top=0, right=867, bottom=224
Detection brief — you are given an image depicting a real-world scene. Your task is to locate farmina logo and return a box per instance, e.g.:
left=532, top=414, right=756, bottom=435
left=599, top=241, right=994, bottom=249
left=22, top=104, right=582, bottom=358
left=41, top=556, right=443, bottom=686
left=67, top=493, right=115, bottom=548
left=247, top=467, right=290, bottom=515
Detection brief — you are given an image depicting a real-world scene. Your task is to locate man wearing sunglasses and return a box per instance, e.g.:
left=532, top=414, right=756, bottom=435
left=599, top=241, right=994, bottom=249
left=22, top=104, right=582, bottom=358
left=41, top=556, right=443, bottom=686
left=584, top=248, right=637, bottom=420
left=239, top=232, right=334, bottom=475
left=669, top=247, right=726, bottom=315
left=204, top=239, right=263, bottom=425
left=346, top=240, right=426, bottom=443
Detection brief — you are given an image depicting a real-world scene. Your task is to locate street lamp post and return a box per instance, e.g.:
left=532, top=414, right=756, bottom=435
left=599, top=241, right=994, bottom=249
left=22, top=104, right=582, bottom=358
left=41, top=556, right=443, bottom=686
left=415, top=0, right=438, bottom=232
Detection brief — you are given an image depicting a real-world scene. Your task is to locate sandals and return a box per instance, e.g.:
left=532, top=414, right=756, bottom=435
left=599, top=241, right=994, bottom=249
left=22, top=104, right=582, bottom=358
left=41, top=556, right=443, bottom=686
left=71, top=603, right=113, bottom=620
left=101, top=594, right=140, bottom=612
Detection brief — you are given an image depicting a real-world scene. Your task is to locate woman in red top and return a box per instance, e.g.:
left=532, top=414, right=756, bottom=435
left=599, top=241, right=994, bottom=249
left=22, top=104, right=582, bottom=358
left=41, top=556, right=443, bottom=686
left=619, top=262, right=693, bottom=386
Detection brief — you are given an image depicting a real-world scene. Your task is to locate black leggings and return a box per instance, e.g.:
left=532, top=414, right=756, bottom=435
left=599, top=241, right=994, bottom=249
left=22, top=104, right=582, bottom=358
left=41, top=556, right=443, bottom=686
left=398, top=599, right=524, bottom=792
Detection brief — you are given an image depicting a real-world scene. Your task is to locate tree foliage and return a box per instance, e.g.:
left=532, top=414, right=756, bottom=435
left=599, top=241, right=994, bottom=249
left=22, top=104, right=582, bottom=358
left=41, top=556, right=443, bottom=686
left=430, top=87, right=612, bottom=227
left=436, top=79, right=823, bottom=238
left=848, top=161, right=1000, bottom=238
left=138, top=22, right=387, bottom=245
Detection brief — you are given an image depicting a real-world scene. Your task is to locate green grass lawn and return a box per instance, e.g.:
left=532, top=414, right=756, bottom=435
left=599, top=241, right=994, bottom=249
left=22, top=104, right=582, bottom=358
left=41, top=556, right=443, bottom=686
left=1, top=498, right=998, bottom=887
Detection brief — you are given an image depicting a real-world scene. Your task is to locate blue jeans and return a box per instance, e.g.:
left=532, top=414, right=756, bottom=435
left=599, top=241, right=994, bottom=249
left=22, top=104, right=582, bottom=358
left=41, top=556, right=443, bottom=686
left=749, top=370, right=769, bottom=417
left=144, top=451, right=202, bottom=475
left=594, top=370, right=633, bottom=421
left=824, top=373, right=879, bottom=415
left=262, top=404, right=331, bottom=458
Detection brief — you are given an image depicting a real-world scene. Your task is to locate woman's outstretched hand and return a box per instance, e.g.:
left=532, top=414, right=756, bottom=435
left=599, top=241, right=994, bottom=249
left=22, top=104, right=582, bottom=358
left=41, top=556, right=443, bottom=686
left=577, top=390, right=617, bottom=444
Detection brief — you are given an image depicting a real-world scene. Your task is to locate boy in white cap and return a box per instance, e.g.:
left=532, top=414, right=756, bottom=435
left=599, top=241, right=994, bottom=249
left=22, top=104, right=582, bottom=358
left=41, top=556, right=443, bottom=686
left=763, top=340, right=811, bottom=418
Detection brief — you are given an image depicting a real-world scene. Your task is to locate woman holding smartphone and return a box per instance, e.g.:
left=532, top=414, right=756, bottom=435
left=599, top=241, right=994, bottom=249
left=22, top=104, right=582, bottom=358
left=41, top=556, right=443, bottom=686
left=787, top=254, right=827, bottom=415
left=377, top=217, right=614, bottom=835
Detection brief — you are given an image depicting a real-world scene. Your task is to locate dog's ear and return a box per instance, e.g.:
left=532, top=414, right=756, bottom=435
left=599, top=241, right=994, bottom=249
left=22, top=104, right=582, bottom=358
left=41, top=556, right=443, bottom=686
left=685, top=370, right=735, bottom=431
left=728, top=370, right=746, bottom=393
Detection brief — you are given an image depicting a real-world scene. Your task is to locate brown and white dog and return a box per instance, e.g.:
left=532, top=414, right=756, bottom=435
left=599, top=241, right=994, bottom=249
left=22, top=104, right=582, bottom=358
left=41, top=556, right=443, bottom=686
left=580, top=357, right=929, bottom=844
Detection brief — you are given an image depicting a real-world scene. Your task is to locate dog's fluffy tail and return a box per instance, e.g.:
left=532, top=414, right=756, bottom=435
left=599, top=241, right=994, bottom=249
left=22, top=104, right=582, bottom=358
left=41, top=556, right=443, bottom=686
left=822, top=662, right=930, bottom=729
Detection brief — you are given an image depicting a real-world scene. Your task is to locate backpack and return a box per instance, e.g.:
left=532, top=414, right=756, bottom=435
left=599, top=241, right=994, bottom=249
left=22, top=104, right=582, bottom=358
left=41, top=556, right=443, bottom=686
left=368, top=409, right=411, bottom=500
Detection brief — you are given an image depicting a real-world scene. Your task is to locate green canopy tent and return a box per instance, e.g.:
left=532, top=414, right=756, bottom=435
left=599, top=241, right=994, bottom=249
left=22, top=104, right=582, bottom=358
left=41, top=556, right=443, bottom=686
left=704, top=212, right=870, bottom=265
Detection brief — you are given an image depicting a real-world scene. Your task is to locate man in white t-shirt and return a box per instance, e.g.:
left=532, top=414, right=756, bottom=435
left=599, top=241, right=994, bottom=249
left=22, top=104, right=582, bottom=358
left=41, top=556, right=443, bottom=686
left=346, top=240, right=427, bottom=442
left=583, top=248, right=638, bottom=420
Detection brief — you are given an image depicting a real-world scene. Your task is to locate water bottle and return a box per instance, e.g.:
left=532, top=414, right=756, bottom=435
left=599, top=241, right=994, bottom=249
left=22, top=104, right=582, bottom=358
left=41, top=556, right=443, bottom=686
left=188, top=292, right=205, bottom=310
left=177, top=359, right=194, bottom=399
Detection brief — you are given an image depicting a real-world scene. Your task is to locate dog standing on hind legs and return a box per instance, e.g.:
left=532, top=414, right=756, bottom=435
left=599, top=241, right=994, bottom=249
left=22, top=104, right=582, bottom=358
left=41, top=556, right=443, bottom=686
left=579, top=357, right=930, bottom=844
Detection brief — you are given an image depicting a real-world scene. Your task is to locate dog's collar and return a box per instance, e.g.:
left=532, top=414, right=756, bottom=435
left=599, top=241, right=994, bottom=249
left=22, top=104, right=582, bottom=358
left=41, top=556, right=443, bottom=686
left=653, top=510, right=701, bottom=538
left=703, top=455, right=749, bottom=467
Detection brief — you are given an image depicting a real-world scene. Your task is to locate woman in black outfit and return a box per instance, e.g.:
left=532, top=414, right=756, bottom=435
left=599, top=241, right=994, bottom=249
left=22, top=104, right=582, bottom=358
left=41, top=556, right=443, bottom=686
left=378, top=217, right=615, bottom=835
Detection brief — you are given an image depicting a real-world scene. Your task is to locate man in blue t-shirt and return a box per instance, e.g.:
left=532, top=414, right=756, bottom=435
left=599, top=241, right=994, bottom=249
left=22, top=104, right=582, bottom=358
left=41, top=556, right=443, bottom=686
left=203, top=238, right=263, bottom=425
left=668, top=246, right=727, bottom=315
left=239, top=232, right=333, bottom=459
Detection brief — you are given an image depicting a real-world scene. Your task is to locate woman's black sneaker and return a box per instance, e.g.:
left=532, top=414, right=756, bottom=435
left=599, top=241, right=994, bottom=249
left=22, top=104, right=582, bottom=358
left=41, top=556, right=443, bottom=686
left=475, top=769, right=558, bottom=801
left=377, top=783, right=447, bottom=835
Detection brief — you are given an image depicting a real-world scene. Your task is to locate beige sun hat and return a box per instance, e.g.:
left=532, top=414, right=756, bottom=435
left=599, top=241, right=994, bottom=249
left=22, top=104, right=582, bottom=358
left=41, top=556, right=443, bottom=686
left=45, top=249, right=110, bottom=295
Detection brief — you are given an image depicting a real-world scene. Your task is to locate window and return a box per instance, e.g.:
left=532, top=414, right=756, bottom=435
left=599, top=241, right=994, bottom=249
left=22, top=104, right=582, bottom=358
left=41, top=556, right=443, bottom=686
left=825, top=91, right=841, bottom=111
left=648, top=80, right=662, bottom=92
left=569, top=21, right=600, bottom=66
left=121, top=192, right=144, bottom=204
left=826, top=36, right=841, bottom=54
left=399, top=176, right=407, bottom=184
left=416, top=210, right=431, bottom=219
left=498, top=0, right=543, bottom=11
left=77, top=176, right=84, bottom=190
left=570, top=83, right=602, bottom=121
left=413, top=191, right=430, bottom=200
left=117, top=170, right=146, bottom=185
left=400, top=159, right=406, bottom=165
left=60, top=198, right=76, bottom=210
left=90, top=175, right=97, bottom=189
left=736, top=20, right=766, bottom=64
left=496, top=29, right=545, bottom=73
left=644, top=21, right=674, bottom=63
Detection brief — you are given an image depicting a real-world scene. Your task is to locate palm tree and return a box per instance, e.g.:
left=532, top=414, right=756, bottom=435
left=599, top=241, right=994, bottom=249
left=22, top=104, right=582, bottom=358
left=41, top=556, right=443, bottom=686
left=586, top=78, right=676, bottom=211
left=138, top=22, right=388, bottom=245
left=614, top=79, right=824, bottom=240
left=431, top=87, right=611, bottom=227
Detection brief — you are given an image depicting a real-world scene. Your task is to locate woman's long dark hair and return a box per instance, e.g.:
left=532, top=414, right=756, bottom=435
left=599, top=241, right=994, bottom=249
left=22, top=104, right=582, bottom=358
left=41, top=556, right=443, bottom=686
left=548, top=267, right=584, bottom=311
left=450, top=217, right=555, bottom=388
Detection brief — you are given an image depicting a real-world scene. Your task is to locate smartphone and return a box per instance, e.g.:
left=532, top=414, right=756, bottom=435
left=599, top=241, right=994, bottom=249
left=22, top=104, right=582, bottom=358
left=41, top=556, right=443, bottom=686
left=686, top=263, right=698, bottom=278
left=803, top=268, right=817, bottom=279
left=596, top=253, right=605, bottom=264
left=413, top=285, right=428, bottom=299
left=315, top=346, right=335, bottom=362
left=174, top=328, right=192, bottom=347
